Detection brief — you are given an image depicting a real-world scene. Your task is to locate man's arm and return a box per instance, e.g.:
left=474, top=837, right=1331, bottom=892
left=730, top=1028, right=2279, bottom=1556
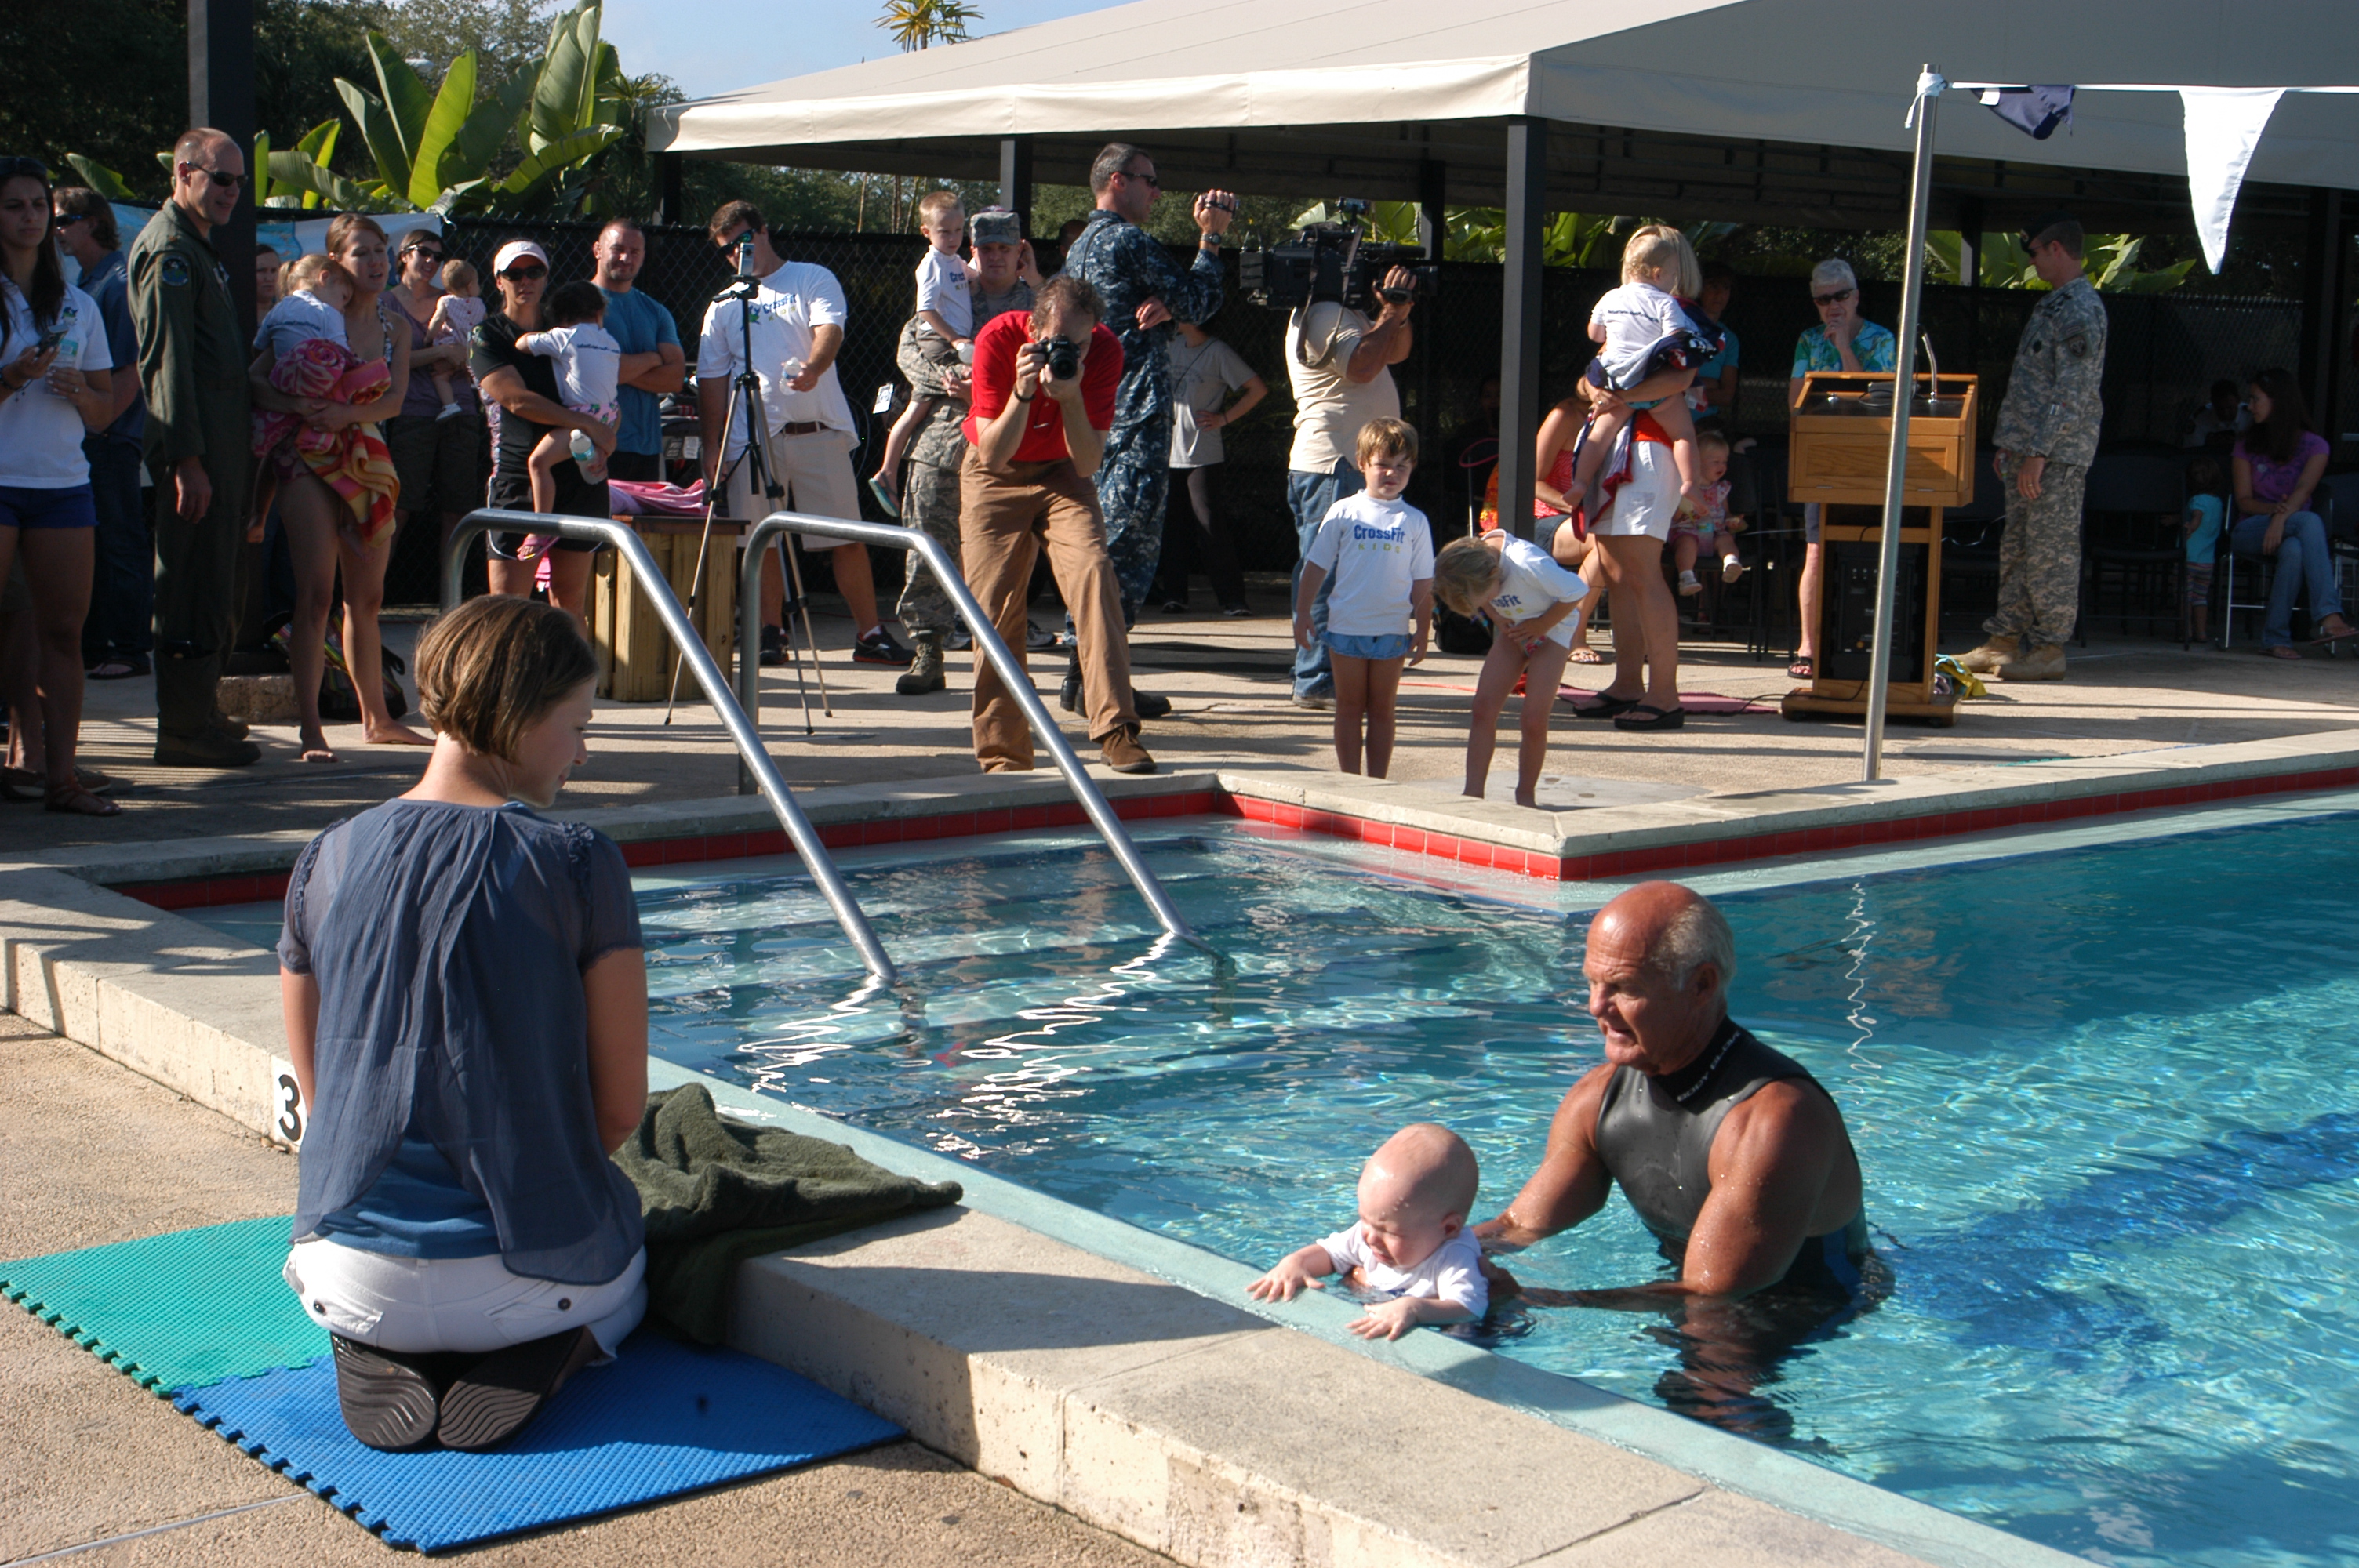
left=974, top=338, right=1041, bottom=471
left=1474, top=1066, right=1616, bottom=1250
left=794, top=323, right=843, bottom=391
left=1053, top=372, right=1107, bottom=477
left=619, top=341, right=684, bottom=394
left=1344, top=273, right=1417, bottom=383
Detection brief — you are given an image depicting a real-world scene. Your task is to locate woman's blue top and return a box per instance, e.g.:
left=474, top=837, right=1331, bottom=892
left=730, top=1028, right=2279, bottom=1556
left=280, top=798, right=646, bottom=1284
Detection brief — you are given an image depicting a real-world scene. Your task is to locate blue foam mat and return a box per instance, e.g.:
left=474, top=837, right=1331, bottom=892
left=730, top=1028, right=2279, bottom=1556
left=174, top=1331, right=903, bottom=1551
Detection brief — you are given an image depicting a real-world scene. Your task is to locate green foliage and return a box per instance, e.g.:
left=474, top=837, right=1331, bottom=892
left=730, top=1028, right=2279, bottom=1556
left=878, top=0, right=980, bottom=51
left=65, top=157, right=136, bottom=201
left=1925, top=230, right=2197, bottom=293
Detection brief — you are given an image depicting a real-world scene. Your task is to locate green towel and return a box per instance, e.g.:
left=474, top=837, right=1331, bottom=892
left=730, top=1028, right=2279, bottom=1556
left=613, top=1084, right=963, bottom=1343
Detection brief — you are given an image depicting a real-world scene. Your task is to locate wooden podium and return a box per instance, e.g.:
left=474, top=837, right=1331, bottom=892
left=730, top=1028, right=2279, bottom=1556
left=591, top=514, right=741, bottom=702
left=1783, top=371, right=1978, bottom=726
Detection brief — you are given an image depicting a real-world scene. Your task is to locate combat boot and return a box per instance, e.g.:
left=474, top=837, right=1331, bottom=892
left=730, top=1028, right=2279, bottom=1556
left=1957, top=635, right=2018, bottom=674
left=154, top=657, right=260, bottom=768
left=896, top=637, right=946, bottom=696
left=1997, top=644, right=2067, bottom=681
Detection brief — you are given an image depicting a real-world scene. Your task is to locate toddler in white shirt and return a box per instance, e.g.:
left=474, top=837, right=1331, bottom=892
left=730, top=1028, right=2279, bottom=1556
left=1249, top=1123, right=1488, bottom=1340
left=867, top=190, right=976, bottom=516
left=423, top=258, right=486, bottom=419
left=517, top=279, right=622, bottom=520
left=253, top=252, right=353, bottom=361
left=1568, top=225, right=1710, bottom=521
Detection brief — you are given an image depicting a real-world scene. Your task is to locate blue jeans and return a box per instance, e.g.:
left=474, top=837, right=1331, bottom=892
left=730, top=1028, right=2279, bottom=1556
left=81, top=437, right=151, bottom=660
left=1286, top=459, right=1364, bottom=697
left=2233, top=510, right=2345, bottom=646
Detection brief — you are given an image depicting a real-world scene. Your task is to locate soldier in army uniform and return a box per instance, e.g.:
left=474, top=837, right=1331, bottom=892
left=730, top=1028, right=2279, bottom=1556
left=1057, top=143, right=1235, bottom=716
left=1960, top=214, right=2108, bottom=683
left=893, top=210, right=1038, bottom=697
left=127, top=128, right=259, bottom=765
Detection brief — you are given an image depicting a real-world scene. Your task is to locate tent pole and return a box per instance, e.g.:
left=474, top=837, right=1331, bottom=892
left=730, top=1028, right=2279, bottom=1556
left=1863, top=67, right=1941, bottom=781
left=1499, top=118, right=1547, bottom=543
left=999, top=136, right=1034, bottom=235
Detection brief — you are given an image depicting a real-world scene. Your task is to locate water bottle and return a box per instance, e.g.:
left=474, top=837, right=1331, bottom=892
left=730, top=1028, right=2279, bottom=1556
left=569, top=426, right=599, bottom=481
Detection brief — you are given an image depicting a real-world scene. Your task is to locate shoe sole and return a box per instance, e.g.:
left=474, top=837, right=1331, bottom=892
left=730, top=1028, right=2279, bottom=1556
left=332, top=1335, right=441, bottom=1451
left=1105, top=760, right=1158, bottom=775
left=852, top=652, right=914, bottom=666
left=438, top=1327, right=598, bottom=1452
left=896, top=677, right=947, bottom=695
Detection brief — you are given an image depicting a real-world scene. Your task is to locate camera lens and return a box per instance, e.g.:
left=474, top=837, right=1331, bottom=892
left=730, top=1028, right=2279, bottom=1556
left=1045, top=338, right=1081, bottom=380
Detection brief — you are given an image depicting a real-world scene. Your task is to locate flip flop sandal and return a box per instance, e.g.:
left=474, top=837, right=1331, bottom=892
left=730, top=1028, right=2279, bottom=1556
left=75, top=765, right=125, bottom=795
left=2305, top=626, right=2359, bottom=646
left=1572, top=693, right=1644, bottom=720
left=45, top=782, right=122, bottom=816
left=331, top=1334, right=443, bottom=1452
left=1567, top=645, right=1607, bottom=665
left=1787, top=657, right=1815, bottom=680
left=85, top=658, right=147, bottom=681
left=1613, top=704, right=1688, bottom=731
left=438, top=1326, right=602, bottom=1452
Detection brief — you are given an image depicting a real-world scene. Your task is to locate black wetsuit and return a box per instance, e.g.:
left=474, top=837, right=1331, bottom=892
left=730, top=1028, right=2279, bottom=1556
left=1594, top=1017, right=1870, bottom=1294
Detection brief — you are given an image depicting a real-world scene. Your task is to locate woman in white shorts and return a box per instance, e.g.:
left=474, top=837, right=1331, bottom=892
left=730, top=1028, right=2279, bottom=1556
left=1577, top=378, right=1687, bottom=729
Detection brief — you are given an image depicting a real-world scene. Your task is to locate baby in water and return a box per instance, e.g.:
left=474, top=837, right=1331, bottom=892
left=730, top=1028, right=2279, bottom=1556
left=1249, top=1123, right=1487, bottom=1339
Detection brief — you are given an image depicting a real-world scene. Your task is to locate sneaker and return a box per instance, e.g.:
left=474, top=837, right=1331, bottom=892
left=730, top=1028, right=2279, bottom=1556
left=1291, top=690, right=1336, bottom=711
left=1160, top=598, right=1188, bottom=615
left=852, top=626, right=914, bottom=666
left=1677, top=570, right=1702, bottom=597
left=1721, top=556, right=1746, bottom=584
left=867, top=474, right=901, bottom=520
left=1134, top=691, right=1172, bottom=721
left=760, top=624, right=787, bottom=668
left=1221, top=603, right=1251, bottom=619
left=437, top=403, right=463, bottom=421
left=896, top=641, right=946, bottom=695
left=1024, top=621, right=1056, bottom=652
left=437, top=1326, right=602, bottom=1453
left=1099, top=726, right=1157, bottom=775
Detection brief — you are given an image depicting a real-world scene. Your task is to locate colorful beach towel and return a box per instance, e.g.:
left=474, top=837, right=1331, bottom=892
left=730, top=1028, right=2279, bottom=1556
left=253, top=337, right=399, bottom=549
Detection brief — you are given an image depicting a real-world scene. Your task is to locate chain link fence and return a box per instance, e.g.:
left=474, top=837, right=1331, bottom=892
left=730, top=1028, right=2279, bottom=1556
left=388, top=215, right=2305, bottom=607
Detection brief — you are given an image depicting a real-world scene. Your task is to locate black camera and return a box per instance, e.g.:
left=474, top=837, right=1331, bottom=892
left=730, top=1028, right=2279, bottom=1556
left=1042, top=337, right=1081, bottom=381
left=1241, top=198, right=1437, bottom=314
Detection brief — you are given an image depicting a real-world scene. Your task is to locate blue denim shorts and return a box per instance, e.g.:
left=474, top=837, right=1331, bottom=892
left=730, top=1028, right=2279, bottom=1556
left=0, top=483, right=99, bottom=531
left=1325, top=630, right=1413, bottom=661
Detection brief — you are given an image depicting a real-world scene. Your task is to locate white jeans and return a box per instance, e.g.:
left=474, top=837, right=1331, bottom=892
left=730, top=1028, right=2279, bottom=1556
left=1591, top=440, right=1678, bottom=541
left=285, top=1239, right=648, bottom=1356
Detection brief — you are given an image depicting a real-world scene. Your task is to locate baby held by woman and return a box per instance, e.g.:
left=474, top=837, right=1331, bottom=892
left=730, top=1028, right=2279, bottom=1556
left=1249, top=1124, right=1487, bottom=1339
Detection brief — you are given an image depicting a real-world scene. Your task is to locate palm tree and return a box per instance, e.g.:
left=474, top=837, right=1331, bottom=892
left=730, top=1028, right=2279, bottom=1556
left=878, top=0, right=980, bottom=51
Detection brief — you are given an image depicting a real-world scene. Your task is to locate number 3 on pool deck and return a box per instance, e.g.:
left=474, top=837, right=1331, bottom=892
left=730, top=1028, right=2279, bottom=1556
left=268, top=1057, right=306, bottom=1149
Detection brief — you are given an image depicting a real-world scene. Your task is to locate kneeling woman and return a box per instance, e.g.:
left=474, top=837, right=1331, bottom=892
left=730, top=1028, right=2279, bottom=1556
left=279, top=596, right=648, bottom=1451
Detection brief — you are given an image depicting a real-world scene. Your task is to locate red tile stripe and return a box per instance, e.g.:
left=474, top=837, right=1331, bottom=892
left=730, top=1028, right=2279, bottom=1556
left=105, top=770, right=2356, bottom=908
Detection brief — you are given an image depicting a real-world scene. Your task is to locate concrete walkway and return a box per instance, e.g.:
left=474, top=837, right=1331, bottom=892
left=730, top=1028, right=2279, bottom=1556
left=14, top=586, right=2359, bottom=853
left=0, top=1011, right=1172, bottom=1567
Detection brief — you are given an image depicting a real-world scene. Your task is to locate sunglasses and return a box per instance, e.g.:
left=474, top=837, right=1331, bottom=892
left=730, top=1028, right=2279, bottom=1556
left=1812, top=289, right=1856, bottom=307
left=180, top=163, right=245, bottom=189
left=404, top=245, right=446, bottom=263
left=503, top=263, right=548, bottom=281
left=53, top=211, right=89, bottom=227
left=1121, top=166, right=1161, bottom=189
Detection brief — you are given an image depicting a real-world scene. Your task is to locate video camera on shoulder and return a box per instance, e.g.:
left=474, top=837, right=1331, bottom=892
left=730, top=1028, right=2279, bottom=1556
left=1241, top=198, right=1437, bottom=314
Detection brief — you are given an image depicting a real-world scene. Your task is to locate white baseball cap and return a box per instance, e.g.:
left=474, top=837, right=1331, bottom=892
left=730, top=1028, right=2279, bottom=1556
left=491, top=240, right=551, bottom=277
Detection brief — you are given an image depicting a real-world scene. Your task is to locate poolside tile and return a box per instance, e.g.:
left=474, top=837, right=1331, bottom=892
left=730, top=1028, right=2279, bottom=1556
left=1525, top=1488, right=1931, bottom=1566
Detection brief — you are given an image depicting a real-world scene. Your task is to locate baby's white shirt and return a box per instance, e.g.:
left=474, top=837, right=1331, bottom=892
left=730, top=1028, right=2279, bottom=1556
left=1588, top=281, right=1694, bottom=389
left=914, top=247, right=972, bottom=339
left=518, top=321, right=622, bottom=415
left=1486, top=535, right=1590, bottom=648
left=1314, top=1223, right=1488, bottom=1316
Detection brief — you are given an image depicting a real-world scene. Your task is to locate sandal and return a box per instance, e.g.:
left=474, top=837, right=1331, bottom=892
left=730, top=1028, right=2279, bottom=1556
left=2263, top=644, right=2303, bottom=660
left=1612, top=704, right=1688, bottom=731
left=1567, top=644, right=1606, bottom=665
left=2306, top=624, right=2359, bottom=646
left=1572, top=692, right=1644, bottom=719
left=45, top=780, right=122, bottom=816
left=85, top=655, right=148, bottom=681
left=1787, top=657, right=1815, bottom=680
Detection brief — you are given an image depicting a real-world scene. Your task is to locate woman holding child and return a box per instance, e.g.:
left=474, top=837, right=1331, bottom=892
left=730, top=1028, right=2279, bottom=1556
left=280, top=595, right=649, bottom=1453
left=387, top=230, right=487, bottom=563
left=249, top=212, right=427, bottom=761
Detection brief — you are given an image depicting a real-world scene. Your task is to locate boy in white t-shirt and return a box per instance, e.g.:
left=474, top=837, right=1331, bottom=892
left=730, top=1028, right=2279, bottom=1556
left=867, top=190, right=975, bottom=516
left=1567, top=226, right=1711, bottom=523
left=1293, top=418, right=1433, bottom=779
left=1434, top=526, right=1590, bottom=808
left=1248, top=1123, right=1487, bottom=1340
left=516, top=280, right=622, bottom=528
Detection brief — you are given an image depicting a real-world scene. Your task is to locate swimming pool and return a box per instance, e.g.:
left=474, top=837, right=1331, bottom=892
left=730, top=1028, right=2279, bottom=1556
left=198, top=800, right=2359, bottom=1565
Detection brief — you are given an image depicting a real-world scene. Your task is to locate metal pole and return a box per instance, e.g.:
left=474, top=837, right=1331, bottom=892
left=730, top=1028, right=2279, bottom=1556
left=446, top=510, right=899, bottom=985
left=1497, top=118, right=1548, bottom=543
left=736, top=510, right=1204, bottom=951
left=1863, top=67, right=1943, bottom=781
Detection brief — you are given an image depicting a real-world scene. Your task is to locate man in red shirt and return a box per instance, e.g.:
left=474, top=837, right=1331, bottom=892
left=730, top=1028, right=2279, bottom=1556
left=961, top=277, right=1153, bottom=774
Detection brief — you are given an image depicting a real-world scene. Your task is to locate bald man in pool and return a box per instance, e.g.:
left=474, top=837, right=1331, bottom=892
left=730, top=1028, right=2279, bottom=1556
left=1478, top=880, right=1870, bottom=1305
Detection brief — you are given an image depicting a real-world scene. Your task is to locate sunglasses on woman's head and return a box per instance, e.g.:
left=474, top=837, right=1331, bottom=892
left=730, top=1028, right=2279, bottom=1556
left=503, top=263, right=548, bottom=281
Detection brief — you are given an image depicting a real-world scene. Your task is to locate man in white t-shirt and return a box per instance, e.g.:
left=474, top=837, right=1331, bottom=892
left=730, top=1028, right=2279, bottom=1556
left=1283, top=266, right=1416, bottom=706
left=698, top=201, right=909, bottom=668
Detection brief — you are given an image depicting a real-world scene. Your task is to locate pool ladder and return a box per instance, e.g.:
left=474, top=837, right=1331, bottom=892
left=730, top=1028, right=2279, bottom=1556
left=447, top=508, right=1200, bottom=987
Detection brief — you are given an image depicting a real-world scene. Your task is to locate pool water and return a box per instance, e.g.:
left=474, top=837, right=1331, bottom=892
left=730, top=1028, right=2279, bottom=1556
left=201, top=808, right=2359, bottom=1565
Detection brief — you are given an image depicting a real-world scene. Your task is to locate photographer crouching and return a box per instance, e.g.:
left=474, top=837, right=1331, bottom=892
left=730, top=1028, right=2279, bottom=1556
left=960, top=276, right=1154, bottom=777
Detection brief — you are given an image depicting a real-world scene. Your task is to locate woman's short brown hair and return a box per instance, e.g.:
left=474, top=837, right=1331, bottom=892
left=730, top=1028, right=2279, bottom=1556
left=416, top=597, right=598, bottom=760
left=324, top=211, right=389, bottom=260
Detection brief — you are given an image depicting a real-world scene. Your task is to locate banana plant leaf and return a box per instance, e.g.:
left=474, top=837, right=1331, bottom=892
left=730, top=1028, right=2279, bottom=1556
left=529, top=1, right=604, bottom=156
left=407, top=49, right=478, bottom=209
left=267, top=150, right=387, bottom=212
left=446, top=67, right=536, bottom=197
left=293, top=118, right=340, bottom=210
left=498, top=125, right=623, bottom=202
left=365, top=33, right=434, bottom=176
left=65, top=155, right=136, bottom=199
left=336, top=77, right=413, bottom=198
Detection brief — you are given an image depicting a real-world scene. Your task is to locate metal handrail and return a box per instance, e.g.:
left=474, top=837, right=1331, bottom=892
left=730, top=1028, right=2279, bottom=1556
left=736, top=510, right=1200, bottom=949
left=446, top=509, right=897, bottom=984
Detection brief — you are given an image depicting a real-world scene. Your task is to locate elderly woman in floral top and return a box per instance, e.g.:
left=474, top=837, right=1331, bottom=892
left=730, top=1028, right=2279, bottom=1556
left=1783, top=259, right=1896, bottom=680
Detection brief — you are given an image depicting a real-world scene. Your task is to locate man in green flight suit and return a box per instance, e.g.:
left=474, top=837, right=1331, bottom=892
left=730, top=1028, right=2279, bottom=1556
left=127, top=127, right=259, bottom=766
left=1959, top=213, right=2108, bottom=684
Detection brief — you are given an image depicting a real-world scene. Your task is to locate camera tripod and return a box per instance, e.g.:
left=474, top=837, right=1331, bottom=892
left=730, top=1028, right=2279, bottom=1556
left=663, top=258, right=835, bottom=731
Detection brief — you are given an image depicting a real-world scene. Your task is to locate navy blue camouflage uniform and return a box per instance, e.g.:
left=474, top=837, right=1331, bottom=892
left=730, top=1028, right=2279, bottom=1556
left=1059, top=209, right=1225, bottom=613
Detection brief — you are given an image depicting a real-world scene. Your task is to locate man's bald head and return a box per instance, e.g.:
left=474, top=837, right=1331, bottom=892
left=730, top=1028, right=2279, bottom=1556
left=169, top=128, right=244, bottom=230
left=1592, top=881, right=1737, bottom=997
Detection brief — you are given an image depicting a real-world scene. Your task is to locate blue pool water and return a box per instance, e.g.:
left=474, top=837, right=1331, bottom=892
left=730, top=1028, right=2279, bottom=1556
left=202, top=808, right=2359, bottom=1564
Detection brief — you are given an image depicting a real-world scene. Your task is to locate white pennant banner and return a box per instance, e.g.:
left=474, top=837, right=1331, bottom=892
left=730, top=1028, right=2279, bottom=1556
left=2179, top=87, right=2285, bottom=274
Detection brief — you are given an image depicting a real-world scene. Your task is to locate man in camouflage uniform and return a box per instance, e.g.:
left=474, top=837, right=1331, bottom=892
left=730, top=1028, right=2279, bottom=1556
left=1960, top=214, right=2108, bottom=683
left=1056, top=143, right=1236, bottom=711
left=128, top=128, right=259, bottom=766
left=894, top=209, right=1038, bottom=695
